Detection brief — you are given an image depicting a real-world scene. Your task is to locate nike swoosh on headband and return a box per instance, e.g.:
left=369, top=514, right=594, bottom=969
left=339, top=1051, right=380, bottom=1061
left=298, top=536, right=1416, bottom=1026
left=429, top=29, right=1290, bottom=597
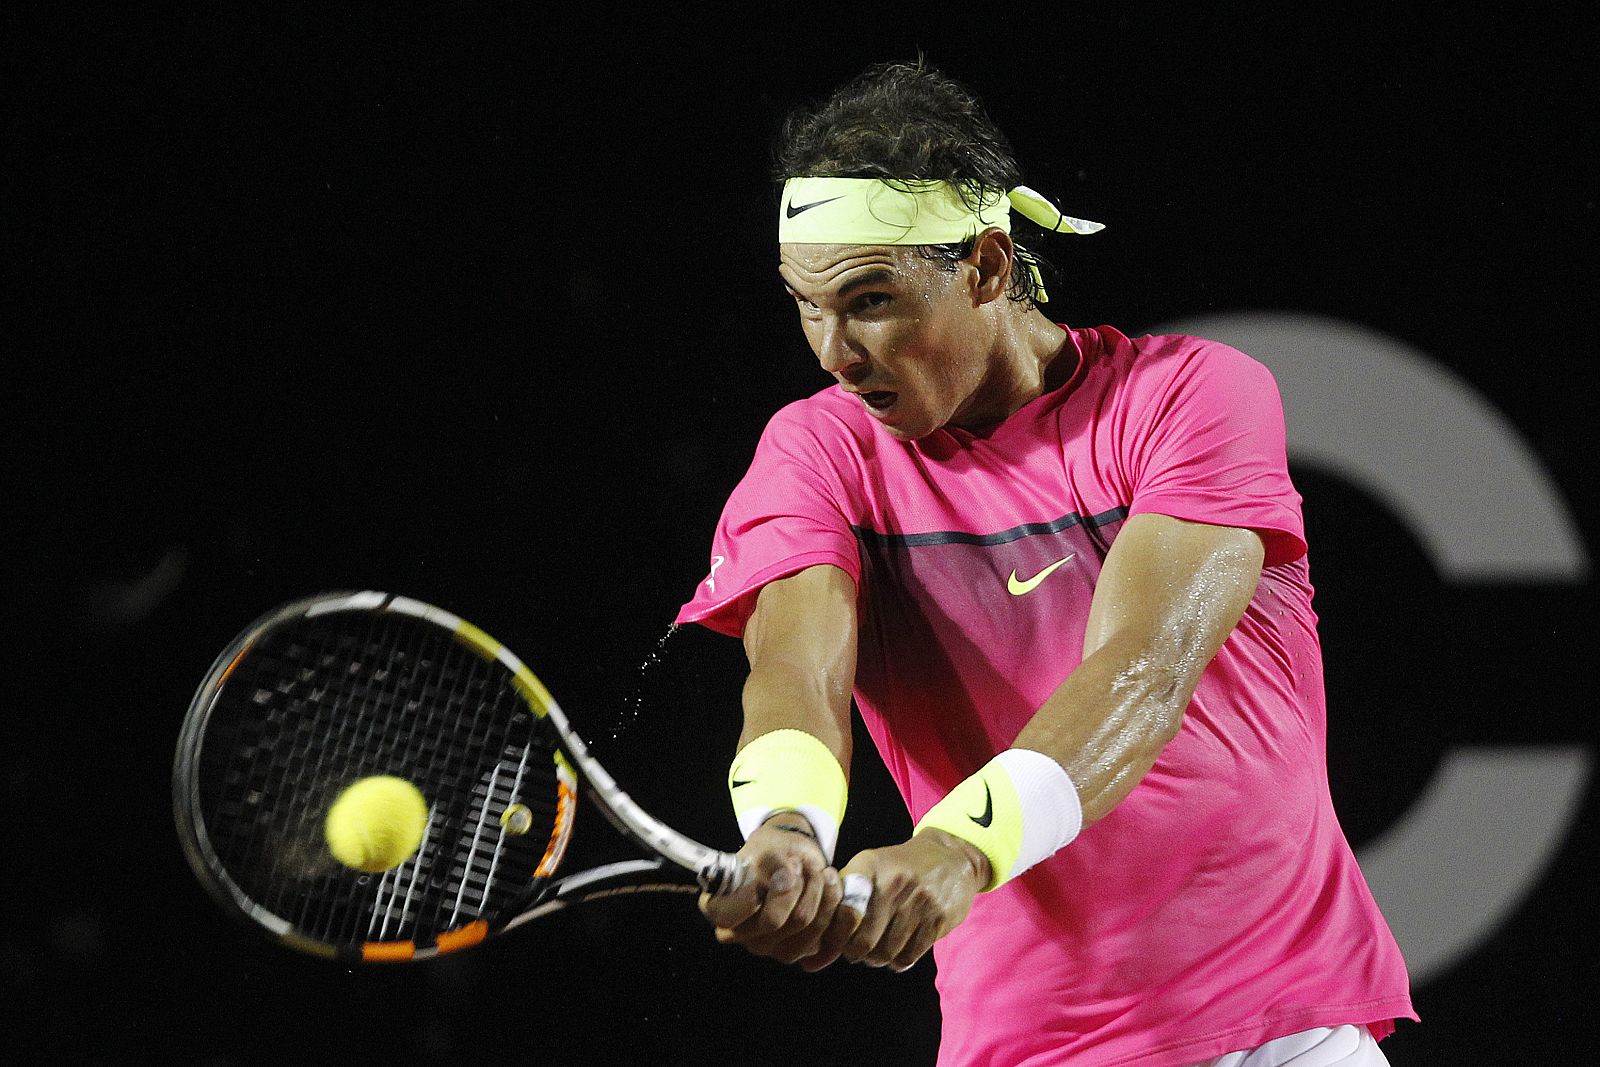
left=785, top=195, right=845, bottom=218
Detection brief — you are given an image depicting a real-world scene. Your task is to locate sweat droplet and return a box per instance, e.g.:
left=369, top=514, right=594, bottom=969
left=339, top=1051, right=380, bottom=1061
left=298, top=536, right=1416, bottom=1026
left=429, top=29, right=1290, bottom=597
left=608, top=622, right=681, bottom=742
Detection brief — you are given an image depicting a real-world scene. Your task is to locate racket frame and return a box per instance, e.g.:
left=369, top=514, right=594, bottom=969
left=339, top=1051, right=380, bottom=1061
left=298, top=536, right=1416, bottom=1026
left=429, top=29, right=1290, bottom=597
left=173, top=590, right=747, bottom=963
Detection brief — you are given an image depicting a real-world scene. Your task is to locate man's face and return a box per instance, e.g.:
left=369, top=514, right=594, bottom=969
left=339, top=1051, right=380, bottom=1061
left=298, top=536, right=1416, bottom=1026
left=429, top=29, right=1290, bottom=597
left=778, top=242, right=1004, bottom=440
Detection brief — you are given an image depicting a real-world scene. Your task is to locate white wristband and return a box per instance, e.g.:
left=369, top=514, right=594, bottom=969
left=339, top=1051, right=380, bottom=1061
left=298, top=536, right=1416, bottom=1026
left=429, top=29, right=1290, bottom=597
left=993, top=748, right=1083, bottom=879
left=914, top=747, right=1083, bottom=889
left=738, top=805, right=841, bottom=865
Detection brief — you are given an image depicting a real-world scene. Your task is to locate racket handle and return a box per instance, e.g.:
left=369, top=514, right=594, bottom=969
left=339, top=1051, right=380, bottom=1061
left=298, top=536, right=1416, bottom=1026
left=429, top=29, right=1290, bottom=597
left=704, top=857, right=871, bottom=915
left=702, top=853, right=751, bottom=897
left=840, top=872, right=872, bottom=916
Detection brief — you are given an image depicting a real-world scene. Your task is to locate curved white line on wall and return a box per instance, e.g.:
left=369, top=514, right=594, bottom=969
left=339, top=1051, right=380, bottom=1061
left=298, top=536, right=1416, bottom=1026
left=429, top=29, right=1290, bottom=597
left=1354, top=746, right=1589, bottom=983
left=1145, top=311, right=1589, bottom=580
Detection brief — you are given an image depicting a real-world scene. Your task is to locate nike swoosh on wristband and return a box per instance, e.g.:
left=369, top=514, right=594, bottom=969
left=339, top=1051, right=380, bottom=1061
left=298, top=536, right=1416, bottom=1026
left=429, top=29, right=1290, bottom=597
left=1006, top=553, right=1076, bottom=595
left=731, top=779, right=754, bottom=788
left=970, top=781, right=994, bottom=828
left=785, top=195, right=845, bottom=218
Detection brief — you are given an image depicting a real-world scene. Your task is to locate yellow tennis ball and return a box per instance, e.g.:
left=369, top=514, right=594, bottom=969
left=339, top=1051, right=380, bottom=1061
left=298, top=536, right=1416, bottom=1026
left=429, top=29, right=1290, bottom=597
left=324, top=775, right=429, bottom=872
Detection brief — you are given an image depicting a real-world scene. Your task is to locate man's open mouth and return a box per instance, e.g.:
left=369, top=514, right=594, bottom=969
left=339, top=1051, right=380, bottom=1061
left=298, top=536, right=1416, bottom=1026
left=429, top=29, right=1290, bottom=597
left=861, top=391, right=897, bottom=410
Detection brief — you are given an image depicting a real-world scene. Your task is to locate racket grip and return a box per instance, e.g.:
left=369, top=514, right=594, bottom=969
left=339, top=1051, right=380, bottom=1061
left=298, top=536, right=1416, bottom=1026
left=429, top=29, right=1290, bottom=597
left=703, top=853, right=752, bottom=897
left=840, top=872, right=872, bottom=916
left=706, top=857, right=870, bottom=915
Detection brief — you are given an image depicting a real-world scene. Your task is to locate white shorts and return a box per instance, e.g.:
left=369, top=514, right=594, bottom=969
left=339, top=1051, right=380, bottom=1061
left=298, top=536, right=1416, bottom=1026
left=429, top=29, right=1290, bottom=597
left=1188, top=1025, right=1391, bottom=1067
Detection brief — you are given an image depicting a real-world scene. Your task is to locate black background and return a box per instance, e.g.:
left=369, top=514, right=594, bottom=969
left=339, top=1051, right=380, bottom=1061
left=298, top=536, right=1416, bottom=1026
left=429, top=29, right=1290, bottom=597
left=10, top=5, right=1597, bottom=1063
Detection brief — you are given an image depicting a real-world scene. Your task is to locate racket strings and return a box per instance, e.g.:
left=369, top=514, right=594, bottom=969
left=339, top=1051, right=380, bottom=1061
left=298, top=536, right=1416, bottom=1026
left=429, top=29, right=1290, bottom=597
left=431, top=634, right=527, bottom=930
left=195, top=612, right=564, bottom=949
left=316, top=612, right=448, bottom=945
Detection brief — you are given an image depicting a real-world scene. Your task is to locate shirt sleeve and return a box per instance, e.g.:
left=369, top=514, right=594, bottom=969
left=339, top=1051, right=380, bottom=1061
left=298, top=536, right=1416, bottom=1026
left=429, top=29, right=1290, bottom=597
left=675, top=403, right=861, bottom=637
left=1124, top=338, right=1308, bottom=567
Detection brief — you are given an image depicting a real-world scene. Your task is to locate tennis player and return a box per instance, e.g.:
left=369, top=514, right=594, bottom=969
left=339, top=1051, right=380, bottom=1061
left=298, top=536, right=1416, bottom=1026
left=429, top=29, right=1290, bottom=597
left=681, top=60, right=1416, bottom=1066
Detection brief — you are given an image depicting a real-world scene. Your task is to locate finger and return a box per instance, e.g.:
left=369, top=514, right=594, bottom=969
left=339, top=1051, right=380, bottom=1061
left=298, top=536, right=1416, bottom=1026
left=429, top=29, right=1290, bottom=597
left=799, top=881, right=864, bottom=972
left=748, top=858, right=805, bottom=935
left=780, top=863, right=832, bottom=940
left=839, top=888, right=897, bottom=964
left=699, top=883, right=760, bottom=931
left=741, top=858, right=835, bottom=955
left=860, top=908, right=917, bottom=968
left=810, top=854, right=877, bottom=969
left=719, top=854, right=810, bottom=948
left=888, top=919, right=938, bottom=973
left=761, top=867, right=843, bottom=964
left=786, top=857, right=830, bottom=930
left=705, top=841, right=804, bottom=935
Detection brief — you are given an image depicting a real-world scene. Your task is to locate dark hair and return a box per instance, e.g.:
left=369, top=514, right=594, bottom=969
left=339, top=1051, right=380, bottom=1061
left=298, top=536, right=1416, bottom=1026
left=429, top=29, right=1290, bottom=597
left=774, top=59, right=1053, bottom=307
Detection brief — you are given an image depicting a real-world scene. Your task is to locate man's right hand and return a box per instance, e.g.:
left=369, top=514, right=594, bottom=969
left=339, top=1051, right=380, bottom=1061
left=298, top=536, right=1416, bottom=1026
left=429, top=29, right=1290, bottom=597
left=699, top=813, right=856, bottom=965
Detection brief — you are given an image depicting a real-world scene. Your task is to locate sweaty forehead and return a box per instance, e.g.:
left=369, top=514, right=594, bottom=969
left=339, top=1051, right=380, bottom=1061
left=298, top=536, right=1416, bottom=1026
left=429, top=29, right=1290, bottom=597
left=778, top=243, right=924, bottom=290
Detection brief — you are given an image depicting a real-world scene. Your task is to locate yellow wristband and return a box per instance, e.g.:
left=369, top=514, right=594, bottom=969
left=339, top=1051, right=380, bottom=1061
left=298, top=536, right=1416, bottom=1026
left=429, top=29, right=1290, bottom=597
left=914, top=749, right=1081, bottom=891
left=729, top=729, right=848, bottom=862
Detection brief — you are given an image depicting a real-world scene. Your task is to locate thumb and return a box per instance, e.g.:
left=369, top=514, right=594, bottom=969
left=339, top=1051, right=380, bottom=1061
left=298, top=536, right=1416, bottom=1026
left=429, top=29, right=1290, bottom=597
left=836, top=850, right=880, bottom=914
left=837, top=849, right=878, bottom=881
left=753, top=845, right=804, bottom=894
left=699, top=867, right=763, bottom=928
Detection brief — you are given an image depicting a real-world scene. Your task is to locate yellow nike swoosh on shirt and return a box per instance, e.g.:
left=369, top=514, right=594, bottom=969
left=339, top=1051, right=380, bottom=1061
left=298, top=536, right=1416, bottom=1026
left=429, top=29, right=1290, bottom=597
left=1006, top=554, right=1076, bottom=595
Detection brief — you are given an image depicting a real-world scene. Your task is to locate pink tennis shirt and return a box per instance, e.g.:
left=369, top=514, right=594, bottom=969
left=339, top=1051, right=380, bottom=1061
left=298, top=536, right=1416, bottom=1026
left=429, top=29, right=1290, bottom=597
left=677, top=325, right=1416, bottom=1066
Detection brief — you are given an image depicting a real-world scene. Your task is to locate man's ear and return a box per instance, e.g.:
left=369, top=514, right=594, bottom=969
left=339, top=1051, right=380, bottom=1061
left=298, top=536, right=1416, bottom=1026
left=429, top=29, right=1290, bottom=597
left=969, top=227, right=1015, bottom=306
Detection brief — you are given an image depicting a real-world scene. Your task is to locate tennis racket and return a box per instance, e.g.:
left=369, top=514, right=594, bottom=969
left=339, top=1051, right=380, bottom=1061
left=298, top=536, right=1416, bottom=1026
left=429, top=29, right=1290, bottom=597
left=173, top=590, right=870, bottom=964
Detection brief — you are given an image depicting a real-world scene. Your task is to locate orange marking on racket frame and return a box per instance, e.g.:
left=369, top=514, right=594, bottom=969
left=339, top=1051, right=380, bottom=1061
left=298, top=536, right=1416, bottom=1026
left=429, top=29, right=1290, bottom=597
left=535, top=780, right=577, bottom=877
left=435, top=921, right=489, bottom=955
left=217, top=640, right=256, bottom=686
left=361, top=940, right=417, bottom=962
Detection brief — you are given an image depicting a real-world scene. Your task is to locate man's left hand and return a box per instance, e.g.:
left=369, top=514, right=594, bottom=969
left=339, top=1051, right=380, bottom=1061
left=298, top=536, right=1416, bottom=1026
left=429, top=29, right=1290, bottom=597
left=801, top=829, right=989, bottom=973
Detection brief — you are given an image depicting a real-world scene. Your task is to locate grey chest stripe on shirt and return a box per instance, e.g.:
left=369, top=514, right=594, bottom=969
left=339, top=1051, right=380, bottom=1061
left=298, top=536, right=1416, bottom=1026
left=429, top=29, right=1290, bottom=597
left=850, top=505, right=1129, bottom=549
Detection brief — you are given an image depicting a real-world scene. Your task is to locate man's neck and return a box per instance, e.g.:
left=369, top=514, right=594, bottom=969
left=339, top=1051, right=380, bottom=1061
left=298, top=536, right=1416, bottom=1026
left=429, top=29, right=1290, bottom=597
left=952, top=312, right=1073, bottom=433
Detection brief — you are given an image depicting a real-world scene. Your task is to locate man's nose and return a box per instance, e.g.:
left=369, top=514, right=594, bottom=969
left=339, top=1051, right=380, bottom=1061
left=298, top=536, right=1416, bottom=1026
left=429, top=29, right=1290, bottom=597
left=816, top=317, right=865, bottom=377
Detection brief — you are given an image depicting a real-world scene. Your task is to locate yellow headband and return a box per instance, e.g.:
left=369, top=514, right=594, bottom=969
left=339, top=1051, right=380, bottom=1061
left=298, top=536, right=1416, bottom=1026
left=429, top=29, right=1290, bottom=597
left=778, top=177, right=1104, bottom=302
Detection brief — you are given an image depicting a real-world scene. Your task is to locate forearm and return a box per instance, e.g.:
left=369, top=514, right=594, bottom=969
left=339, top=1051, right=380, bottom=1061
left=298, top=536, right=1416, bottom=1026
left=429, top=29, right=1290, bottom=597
left=1012, top=629, right=1195, bottom=826
left=1013, top=515, right=1264, bottom=825
left=700, top=566, right=861, bottom=959
left=737, top=564, right=857, bottom=767
left=739, top=660, right=852, bottom=768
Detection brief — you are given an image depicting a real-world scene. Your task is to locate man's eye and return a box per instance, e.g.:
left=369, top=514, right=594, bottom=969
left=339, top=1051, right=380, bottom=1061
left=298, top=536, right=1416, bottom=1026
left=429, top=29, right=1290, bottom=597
left=859, top=292, right=891, bottom=310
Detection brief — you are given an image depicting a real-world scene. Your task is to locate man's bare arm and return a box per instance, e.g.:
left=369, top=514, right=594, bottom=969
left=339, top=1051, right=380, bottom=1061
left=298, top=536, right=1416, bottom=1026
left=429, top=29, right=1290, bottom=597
left=737, top=564, right=857, bottom=762
left=1015, top=512, right=1264, bottom=822
left=699, top=564, right=860, bottom=964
